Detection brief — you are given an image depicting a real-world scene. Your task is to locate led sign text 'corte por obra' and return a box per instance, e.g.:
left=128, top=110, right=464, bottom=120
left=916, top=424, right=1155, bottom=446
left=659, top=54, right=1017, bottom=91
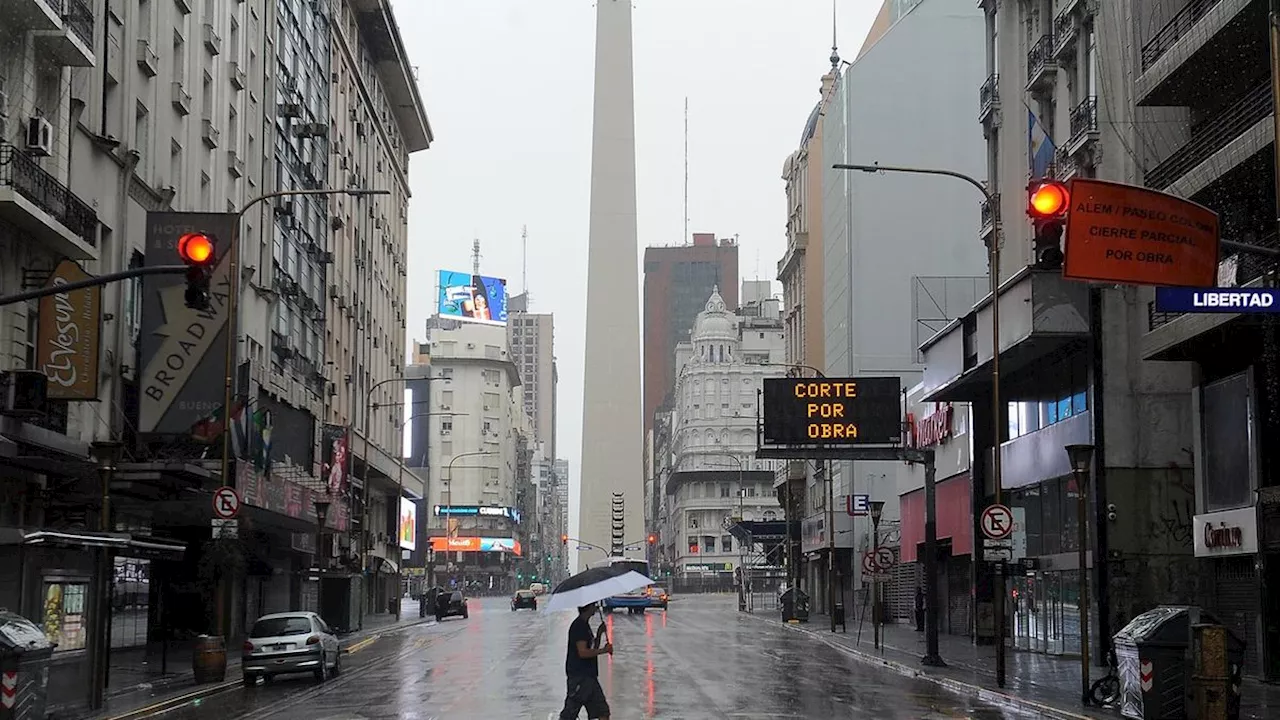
left=761, top=377, right=903, bottom=446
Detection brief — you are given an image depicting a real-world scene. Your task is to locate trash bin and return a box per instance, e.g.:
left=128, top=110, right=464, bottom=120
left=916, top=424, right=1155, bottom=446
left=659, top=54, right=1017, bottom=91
left=779, top=588, right=810, bottom=623
left=0, top=610, right=56, bottom=720
left=1113, top=605, right=1244, bottom=720
left=833, top=602, right=846, bottom=631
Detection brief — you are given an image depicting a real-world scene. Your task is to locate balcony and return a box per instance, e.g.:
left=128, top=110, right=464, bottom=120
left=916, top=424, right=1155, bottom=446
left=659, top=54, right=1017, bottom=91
left=978, top=74, right=1000, bottom=124
left=1143, top=81, right=1271, bottom=191
left=170, top=81, right=192, bottom=115
left=979, top=193, right=998, bottom=243
left=1052, top=7, right=1079, bottom=63
left=136, top=39, right=159, bottom=76
left=202, top=23, right=222, bottom=55
left=201, top=118, right=220, bottom=148
left=1064, top=96, right=1099, bottom=157
left=173, top=0, right=191, bottom=14
left=1141, top=0, right=1226, bottom=72
left=1053, top=147, right=1080, bottom=181
left=228, top=61, right=247, bottom=91
left=0, top=144, right=99, bottom=259
left=1137, top=0, right=1259, bottom=106
left=29, top=0, right=95, bottom=67
left=227, top=149, right=245, bottom=178
left=1026, top=35, right=1057, bottom=92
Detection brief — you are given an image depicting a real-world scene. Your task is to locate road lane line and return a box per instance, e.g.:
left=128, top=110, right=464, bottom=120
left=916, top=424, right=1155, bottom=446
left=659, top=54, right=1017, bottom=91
left=344, top=634, right=380, bottom=654
left=103, top=680, right=240, bottom=720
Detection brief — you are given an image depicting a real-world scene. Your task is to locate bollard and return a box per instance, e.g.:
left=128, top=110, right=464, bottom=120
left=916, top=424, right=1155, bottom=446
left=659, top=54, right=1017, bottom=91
left=1191, top=624, right=1228, bottom=720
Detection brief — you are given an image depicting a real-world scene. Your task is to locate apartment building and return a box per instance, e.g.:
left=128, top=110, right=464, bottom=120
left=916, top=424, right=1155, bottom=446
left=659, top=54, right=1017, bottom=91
left=508, top=292, right=556, bottom=462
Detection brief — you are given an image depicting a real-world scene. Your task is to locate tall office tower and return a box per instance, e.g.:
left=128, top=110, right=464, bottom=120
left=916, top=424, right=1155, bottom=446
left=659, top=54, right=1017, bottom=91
left=642, top=235, right=739, bottom=436
left=508, top=293, right=557, bottom=462
left=577, top=0, right=643, bottom=570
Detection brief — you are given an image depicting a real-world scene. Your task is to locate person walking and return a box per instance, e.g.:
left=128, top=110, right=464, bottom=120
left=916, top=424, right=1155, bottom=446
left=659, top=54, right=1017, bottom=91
left=559, top=603, right=612, bottom=719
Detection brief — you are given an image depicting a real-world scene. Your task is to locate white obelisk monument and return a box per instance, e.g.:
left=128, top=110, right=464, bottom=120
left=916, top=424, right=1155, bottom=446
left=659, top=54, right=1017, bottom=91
left=576, top=0, right=644, bottom=571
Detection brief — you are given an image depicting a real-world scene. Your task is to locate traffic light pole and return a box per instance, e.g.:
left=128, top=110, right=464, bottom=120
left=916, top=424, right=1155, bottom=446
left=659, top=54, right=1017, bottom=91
left=0, top=265, right=188, bottom=307
left=833, top=162, right=1001, bottom=682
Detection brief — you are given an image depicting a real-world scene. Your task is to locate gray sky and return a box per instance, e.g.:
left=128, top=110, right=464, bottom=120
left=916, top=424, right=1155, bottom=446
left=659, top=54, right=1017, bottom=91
left=393, top=1, right=879, bottom=510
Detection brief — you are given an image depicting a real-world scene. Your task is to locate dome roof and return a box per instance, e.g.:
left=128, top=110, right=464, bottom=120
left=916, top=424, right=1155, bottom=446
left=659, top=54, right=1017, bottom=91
left=692, top=286, right=736, bottom=342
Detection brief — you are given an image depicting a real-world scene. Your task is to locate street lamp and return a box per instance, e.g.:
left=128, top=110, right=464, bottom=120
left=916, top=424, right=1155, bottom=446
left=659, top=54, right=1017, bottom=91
left=869, top=500, right=886, bottom=650
left=1065, top=443, right=1095, bottom=705
left=443, top=451, right=498, bottom=586
left=314, top=498, right=332, bottom=570
left=87, top=440, right=124, bottom=711
left=833, top=161, right=1009, bottom=684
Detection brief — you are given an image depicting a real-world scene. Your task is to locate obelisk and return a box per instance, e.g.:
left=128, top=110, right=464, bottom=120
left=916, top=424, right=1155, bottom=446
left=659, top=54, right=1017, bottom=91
left=576, top=0, right=644, bottom=571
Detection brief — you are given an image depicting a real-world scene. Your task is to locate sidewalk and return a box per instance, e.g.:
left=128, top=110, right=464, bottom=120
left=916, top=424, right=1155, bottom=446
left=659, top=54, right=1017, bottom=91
left=758, top=611, right=1280, bottom=720
left=67, top=598, right=430, bottom=720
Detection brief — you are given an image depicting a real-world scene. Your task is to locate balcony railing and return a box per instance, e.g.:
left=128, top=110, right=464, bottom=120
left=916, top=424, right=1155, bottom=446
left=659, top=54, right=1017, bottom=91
left=1053, top=8, right=1078, bottom=59
left=0, top=144, right=98, bottom=246
left=979, top=73, right=999, bottom=119
left=1141, top=0, right=1225, bottom=71
left=1027, top=34, right=1055, bottom=86
left=63, top=0, right=94, bottom=48
left=1144, top=82, right=1271, bottom=190
left=1069, top=96, right=1098, bottom=142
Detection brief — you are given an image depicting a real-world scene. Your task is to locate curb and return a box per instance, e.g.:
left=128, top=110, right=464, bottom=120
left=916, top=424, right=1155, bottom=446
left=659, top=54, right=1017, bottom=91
left=750, top=613, right=1098, bottom=720
left=101, top=680, right=241, bottom=720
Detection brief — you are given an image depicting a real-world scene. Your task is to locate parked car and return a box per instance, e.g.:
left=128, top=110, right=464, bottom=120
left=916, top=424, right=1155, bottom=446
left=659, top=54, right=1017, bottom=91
left=242, top=612, right=341, bottom=686
left=512, top=589, right=537, bottom=611
left=435, top=590, right=469, bottom=621
left=647, top=586, right=669, bottom=609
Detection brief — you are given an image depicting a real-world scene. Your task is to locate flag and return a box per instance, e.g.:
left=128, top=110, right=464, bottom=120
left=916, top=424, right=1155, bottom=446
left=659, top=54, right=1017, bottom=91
left=190, top=398, right=246, bottom=443
left=1027, top=106, right=1057, bottom=179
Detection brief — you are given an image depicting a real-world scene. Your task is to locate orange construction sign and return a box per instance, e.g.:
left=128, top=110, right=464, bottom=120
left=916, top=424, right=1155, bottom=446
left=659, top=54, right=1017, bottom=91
left=1063, top=178, right=1220, bottom=288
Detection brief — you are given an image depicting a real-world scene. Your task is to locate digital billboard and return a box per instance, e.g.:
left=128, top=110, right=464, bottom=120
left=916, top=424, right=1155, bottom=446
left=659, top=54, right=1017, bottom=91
left=432, top=504, right=521, bottom=524
left=437, top=270, right=508, bottom=325
left=428, top=537, right=522, bottom=556
left=761, top=377, right=903, bottom=445
left=399, top=498, right=417, bottom=551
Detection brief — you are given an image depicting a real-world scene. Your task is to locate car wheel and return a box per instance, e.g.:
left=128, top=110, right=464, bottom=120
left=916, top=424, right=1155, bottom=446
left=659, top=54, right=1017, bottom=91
left=242, top=673, right=258, bottom=687
left=314, top=651, right=328, bottom=682
left=511, top=605, right=516, bottom=611
left=436, top=613, right=444, bottom=622
left=332, top=650, right=342, bottom=676
left=462, top=609, right=469, bottom=619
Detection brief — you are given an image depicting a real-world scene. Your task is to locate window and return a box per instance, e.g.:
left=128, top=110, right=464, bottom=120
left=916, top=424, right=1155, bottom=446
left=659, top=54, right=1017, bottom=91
left=1201, top=371, right=1255, bottom=512
left=721, top=536, right=733, bottom=553
left=440, top=418, right=452, bottom=434
left=43, top=578, right=89, bottom=652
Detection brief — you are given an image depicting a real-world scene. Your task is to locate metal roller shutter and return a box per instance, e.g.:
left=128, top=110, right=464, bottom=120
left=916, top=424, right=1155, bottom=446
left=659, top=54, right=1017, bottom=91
left=1214, top=556, right=1259, bottom=676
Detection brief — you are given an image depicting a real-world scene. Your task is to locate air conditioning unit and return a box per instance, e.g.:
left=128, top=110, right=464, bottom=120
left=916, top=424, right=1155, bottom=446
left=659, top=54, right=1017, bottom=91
left=25, top=117, right=53, bottom=157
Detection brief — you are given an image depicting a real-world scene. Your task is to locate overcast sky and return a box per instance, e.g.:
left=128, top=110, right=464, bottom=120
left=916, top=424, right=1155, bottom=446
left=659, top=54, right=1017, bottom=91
left=393, top=0, right=880, bottom=529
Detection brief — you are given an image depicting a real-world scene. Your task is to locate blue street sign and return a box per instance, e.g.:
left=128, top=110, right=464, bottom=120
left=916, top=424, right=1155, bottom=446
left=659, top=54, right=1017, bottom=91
left=847, top=494, right=870, bottom=517
left=1155, top=287, right=1280, bottom=314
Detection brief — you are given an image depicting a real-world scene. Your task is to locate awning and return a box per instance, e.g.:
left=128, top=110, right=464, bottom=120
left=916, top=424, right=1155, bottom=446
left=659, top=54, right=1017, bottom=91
left=0, top=527, right=186, bottom=559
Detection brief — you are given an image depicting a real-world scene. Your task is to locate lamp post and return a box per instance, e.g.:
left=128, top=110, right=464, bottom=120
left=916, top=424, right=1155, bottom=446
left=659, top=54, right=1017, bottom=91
left=395, top=409, right=467, bottom=615
left=833, top=162, right=1008, bottom=684
left=88, top=440, right=124, bottom=711
left=869, top=500, right=885, bottom=650
left=314, top=499, right=331, bottom=570
left=1065, top=443, right=1096, bottom=705
left=443, top=451, right=498, bottom=587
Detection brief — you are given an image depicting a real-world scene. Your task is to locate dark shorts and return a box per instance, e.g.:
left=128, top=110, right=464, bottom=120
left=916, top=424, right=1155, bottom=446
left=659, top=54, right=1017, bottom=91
left=560, top=675, right=609, bottom=719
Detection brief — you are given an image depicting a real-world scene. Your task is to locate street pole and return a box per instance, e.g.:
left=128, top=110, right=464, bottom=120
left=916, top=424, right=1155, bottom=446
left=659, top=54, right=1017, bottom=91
left=444, top=451, right=497, bottom=588
left=869, top=501, right=884, bottom=650
left=826, top=459, right=836, bottom=633
left=921, top=452, right=946, bottom=666
left=88, top=441, right=123, bottom=711
left=833, top=162, right=1005, bottom=685
left=396, top=407, right=466, bottom=605
left=357, top=375, right=410, bottom=617
left=0, top=265, right=187, bottom=306
left=1066, top=444, right=1096, bottom=705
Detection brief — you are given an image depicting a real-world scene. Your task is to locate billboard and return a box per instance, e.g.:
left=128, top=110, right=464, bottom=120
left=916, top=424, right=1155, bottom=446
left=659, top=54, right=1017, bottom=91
left=437, top=270, right=508, bottom=325
left=761, top=377, right=903, bottom=445
left=139, top=212, right=237, bottom=434
left=1063, top=178, right=1220, bottom=288
left=399, top=497, right=417, bottom=551
left=36, top=259, right=102, bottom=400
left=428, top=536, right=523, bottom=555
left=432, top=504, right=521, bottom=524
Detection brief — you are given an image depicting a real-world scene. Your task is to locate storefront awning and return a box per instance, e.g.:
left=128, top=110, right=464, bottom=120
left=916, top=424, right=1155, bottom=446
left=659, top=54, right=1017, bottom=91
left=0, top=527, right=186, bottom=559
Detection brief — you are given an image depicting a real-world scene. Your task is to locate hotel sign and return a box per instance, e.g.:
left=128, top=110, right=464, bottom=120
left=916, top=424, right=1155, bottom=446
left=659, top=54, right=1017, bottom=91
left=1192, top=507, right=1258, bottom=557
left=761, top=377, right=902, bottom=445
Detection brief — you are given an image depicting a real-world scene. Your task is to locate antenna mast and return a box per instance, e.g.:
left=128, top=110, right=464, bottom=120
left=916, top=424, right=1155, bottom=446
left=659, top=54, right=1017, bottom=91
left=683, top=97, right=689, bottom=245
left=472, top=238, right=481, bottom=275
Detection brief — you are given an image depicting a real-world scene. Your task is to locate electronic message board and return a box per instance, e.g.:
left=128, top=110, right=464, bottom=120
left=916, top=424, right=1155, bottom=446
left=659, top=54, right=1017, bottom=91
left=761, top=377, right=903, bottom=445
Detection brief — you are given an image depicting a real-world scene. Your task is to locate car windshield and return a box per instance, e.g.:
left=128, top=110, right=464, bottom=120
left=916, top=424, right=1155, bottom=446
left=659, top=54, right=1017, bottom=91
left=653, top=587, right=667, bottom=594
left=250, top=616, right=313, bottom=638
left=516, top=591, right=533, bottom=597
left=451, top=591, right=463, bottom=601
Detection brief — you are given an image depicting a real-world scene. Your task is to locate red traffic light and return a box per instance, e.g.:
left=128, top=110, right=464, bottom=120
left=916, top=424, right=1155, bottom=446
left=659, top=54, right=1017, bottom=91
left=177, top=232, right=215, bottom=265
left=561, top=534, right=569, bottom=544
left=647, top=534, right=657, bottom=544
left=1027, top=181, right=1070, bottom=219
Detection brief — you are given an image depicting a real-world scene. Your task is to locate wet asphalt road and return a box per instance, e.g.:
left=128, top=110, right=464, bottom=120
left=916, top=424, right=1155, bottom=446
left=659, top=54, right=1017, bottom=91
left=154, top=595, right=1040, bottom=719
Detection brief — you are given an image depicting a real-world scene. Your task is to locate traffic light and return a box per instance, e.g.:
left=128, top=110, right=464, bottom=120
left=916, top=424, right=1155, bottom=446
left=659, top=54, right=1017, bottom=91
left=1026, top=180, right=1070, bottom=270
left=647, top=534, right=657, bottom=545
left=561, top=534, right=568, bottom=545
left=177, top=232, right=217, bottom=310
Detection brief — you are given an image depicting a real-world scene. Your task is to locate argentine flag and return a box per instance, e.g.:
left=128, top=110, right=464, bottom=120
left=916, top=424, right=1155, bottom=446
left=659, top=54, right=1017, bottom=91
left=1028, top=108, right=1057, bottom=179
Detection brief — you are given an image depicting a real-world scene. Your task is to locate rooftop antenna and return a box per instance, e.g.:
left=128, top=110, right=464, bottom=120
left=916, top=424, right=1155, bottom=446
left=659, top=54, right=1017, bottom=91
left=472, top=237, right=481, bottom=275
left=683, top=97, right=689, bottom=245
left=521, top=225, right=528, bottom=296
left=830, top=0, right=840, bottom=69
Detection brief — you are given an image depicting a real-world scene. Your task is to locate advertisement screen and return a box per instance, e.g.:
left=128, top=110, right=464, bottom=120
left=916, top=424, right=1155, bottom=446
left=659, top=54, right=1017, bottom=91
left=437, top=270, right=509, bottom=325
left=428, top=537, right=523, bottom=556
left=399, top=498, right=417, bottom=551
left=432, top=505, right=521, bottom=524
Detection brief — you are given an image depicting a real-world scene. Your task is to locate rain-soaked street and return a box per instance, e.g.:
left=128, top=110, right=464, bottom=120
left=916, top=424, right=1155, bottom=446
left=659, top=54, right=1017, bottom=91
left=152, top=595, right=1042, bottom=719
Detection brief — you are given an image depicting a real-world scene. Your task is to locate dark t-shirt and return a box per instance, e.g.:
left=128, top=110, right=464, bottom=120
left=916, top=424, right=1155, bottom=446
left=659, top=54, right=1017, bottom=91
left=564, top=616, right=598, bottom=678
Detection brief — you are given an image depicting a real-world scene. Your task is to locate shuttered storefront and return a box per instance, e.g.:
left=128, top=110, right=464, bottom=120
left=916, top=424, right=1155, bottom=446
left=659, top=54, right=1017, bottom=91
left=1214, top=556, right=1259, bottom=676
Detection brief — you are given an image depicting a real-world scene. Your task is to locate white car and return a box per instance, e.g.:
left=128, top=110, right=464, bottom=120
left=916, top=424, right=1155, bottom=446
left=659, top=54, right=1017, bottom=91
left=242, top=612, right=342, bottom=685
left=529, top=582, right=546, bottom=596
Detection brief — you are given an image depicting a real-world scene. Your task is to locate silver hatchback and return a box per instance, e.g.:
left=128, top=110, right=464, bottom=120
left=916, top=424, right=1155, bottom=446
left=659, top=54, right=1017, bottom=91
left=242, top=612, right=341, bottom=685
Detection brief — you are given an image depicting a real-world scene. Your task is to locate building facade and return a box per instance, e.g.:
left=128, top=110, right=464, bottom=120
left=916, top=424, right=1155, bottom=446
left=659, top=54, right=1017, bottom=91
left=413, top=321, right=525, bottom=592
left=816, top=0, right=988, bottom=615
left=664, top=289, right=786, bottom=578
left=507, top=293, right=556, bottom=462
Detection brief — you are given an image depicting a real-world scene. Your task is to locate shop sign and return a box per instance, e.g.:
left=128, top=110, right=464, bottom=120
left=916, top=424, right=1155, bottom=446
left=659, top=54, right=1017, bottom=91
left=909, top=403, right=954, bottom=448
left=1192, top=507, right=1258, bottom=557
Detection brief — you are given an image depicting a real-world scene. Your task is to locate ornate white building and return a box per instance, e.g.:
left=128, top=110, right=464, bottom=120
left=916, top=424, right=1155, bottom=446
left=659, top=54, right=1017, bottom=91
left=664, top=288, right=786, bottom=577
